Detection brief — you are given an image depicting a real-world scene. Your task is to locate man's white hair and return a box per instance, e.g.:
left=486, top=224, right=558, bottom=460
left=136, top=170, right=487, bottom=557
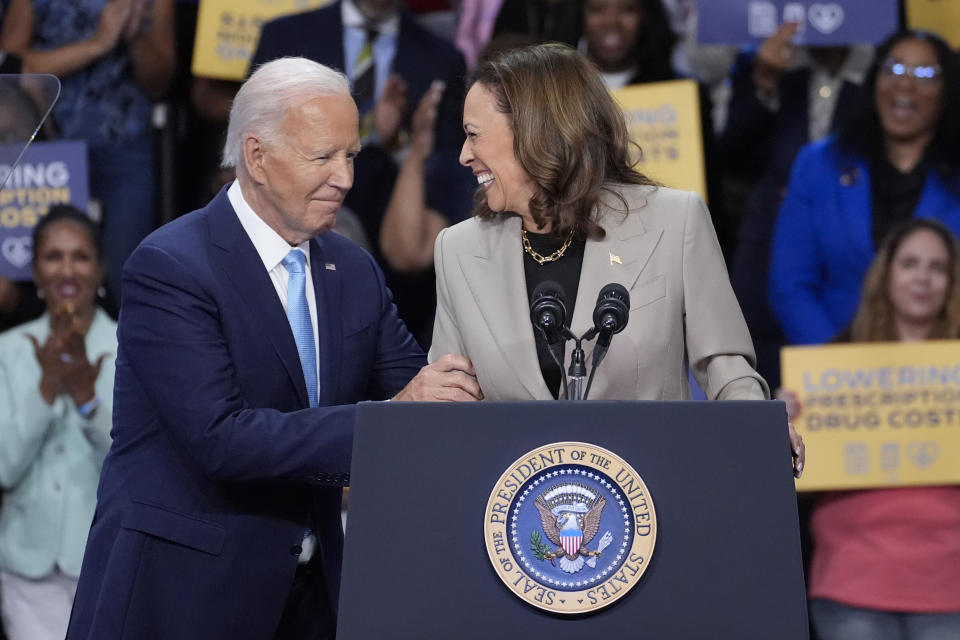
left=222, top=57, right=351, bottom=172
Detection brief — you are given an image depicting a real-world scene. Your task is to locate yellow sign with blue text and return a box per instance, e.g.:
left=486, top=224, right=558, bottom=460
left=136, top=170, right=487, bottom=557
left=611, top=80, right=706, bottom=201
left=906, top=0, right=960, bottom=49
left=782, top=341, right=960, bottom=491
left=191, top=0, right=332, bottom=80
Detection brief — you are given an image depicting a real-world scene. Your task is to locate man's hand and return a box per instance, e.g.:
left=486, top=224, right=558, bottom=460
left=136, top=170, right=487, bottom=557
left=393, top=354, right=483, bottom=402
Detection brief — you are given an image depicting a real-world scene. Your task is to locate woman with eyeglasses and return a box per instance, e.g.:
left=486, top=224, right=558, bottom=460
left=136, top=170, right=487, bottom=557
left=769, top=30, right=960, bottom=346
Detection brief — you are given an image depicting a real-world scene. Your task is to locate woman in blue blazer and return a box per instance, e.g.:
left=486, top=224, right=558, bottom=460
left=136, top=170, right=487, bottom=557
left=770, top=30, right=960, bottom=345
left=0, top=206, right=115, bottom=640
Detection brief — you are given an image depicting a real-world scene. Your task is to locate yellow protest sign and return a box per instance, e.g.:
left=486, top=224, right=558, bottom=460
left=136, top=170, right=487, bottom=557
left=192, top=0, right=332, bottom=81
left=906, top=0, right=960, bottom=49
left=611, top=80, right=706, bottom=201
left=781, top=341, right=960, bottom=491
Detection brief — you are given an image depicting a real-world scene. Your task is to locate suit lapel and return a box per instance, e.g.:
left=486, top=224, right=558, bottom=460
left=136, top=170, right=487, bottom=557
left=458, top=216, right=551, bottom=399
left=570, top=207, right=663, bottom=337
left=208, top=188, right=310, bottom=408
left=310, top=237, right=341, bottom=404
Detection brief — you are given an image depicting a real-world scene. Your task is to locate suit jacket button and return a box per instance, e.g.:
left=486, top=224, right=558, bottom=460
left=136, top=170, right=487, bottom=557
left=291, top=545, right=303, bottom=556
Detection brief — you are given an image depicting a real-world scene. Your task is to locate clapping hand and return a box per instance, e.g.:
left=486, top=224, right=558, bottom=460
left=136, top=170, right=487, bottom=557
left=375, top=74, right=408, bottom=149
left=123, top=0, right=152, bottom=42
left=409, top=79, right=445, bottom=160
left=92, top=0, right=134, bottom=55
left=27, top=303, right=108, bottom=406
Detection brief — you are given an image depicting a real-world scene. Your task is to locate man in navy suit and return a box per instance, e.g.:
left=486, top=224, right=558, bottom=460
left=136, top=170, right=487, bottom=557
left=66, top=57, right=481, bottom=640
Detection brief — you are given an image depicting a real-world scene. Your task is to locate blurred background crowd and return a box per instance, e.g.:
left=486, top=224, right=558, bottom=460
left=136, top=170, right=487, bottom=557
left=1, top=0, right=960, bottom=638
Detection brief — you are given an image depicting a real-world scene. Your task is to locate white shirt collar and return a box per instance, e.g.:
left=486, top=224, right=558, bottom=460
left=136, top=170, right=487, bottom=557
left=227, top=181, right=311, bottom=272
left=342, top=0, right=400, bottom=35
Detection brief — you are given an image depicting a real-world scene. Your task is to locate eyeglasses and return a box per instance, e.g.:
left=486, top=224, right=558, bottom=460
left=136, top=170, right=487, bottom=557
left=879, top=58, right=943, bottom=85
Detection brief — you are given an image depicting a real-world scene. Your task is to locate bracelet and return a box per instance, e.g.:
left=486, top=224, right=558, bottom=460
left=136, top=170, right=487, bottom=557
left=77, top=396, right=100, bottom=419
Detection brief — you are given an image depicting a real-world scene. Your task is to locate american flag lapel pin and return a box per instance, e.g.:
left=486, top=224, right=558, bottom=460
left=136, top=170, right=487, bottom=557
left=325, top=263, right=336, bottom=271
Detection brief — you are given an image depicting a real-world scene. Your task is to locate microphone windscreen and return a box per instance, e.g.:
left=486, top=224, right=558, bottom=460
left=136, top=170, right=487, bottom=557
left=530, top=281, right=568, bottom=336
left=594, top=283, right=630, bottom=334
left=531, top=280, right=567, bottom=306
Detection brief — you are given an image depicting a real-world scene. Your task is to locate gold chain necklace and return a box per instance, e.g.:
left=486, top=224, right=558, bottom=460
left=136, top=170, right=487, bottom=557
left=521, top=228, right=575, bottom=265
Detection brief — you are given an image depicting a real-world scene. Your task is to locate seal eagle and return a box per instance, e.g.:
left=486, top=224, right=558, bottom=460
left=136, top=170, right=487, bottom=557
left=534, top=493, right=606, bottom=573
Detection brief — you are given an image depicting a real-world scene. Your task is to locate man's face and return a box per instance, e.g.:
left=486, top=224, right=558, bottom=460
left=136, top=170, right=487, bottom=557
left=252, top=94, right=360, bottom=245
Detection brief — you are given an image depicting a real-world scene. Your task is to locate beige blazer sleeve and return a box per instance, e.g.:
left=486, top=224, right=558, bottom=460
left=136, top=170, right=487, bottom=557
left=429, top=185, right=768, bottom=402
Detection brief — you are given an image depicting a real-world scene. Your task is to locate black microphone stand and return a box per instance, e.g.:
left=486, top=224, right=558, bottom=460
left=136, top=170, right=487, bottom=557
left=563, top=326, right=597, bottom=401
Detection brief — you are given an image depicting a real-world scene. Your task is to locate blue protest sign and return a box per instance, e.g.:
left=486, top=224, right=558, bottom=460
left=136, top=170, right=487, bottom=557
left=698, top=0, right=899, bottom=46
left=0, top=140, right=89, bottom=280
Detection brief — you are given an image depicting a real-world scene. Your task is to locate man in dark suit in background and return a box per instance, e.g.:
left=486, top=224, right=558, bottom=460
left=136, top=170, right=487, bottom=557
left=251, top=0, right=472, bottom=346
left=66, top=57, right=481, bottom=640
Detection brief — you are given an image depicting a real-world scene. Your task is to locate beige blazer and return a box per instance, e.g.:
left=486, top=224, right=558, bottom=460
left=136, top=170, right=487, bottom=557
left=428, top=184, right=769, bottom=401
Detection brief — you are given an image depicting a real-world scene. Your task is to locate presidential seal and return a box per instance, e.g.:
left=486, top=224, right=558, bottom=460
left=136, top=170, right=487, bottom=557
left=483, top=442, right=656, bottom=614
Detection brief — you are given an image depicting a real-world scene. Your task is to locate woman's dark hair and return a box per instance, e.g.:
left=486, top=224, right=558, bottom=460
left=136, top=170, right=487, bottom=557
left=32, top=203, right=103, bottom=262
left=581, top=0, right=677, bottom=83
left=467, top=43, right=654, bottom=240
left=837, top=29, right=960, bottom=184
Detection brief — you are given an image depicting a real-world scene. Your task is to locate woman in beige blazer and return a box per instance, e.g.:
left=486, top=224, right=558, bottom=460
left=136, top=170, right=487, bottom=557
left=427, top=43, right=804, bottom=476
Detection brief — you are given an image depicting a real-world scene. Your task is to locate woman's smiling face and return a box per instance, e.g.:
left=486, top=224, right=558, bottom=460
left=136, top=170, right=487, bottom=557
left=459, top=83, right=537, bottom=219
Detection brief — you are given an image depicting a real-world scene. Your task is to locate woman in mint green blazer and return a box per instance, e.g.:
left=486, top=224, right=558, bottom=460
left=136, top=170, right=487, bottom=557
left=0, top=205, right=116, bottom=640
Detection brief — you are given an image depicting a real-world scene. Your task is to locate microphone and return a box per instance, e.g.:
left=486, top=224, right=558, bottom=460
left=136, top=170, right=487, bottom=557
left=530, top=281, right=570, bottom=399
left=583, top=283, right=630, bottom=400
left=593, top=283, right=630, bottom=348
left=530, top=281, right=568, bottom=346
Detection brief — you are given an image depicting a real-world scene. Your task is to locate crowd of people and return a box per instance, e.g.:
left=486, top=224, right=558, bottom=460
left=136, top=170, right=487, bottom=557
left=0, top=0, right=957, bottom=638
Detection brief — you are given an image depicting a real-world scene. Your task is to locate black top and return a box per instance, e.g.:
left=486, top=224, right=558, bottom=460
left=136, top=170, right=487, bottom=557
left=870, top=154, right=930, bottom=249
left=522, top=229, right=585, bottom=398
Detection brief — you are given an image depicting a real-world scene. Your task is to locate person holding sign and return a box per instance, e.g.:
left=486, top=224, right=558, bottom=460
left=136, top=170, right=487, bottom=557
left=777, top=219, right=960, bottom=639
left=0, top=205, right=116, bottom=640
left=770, top=30, right=960, bottom=346
left=428, top=44, right=804, bottom=476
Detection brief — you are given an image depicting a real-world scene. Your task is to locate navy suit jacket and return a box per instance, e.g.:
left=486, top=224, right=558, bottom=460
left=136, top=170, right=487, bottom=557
left=769, top=138, right=960, bottom=345
left=66, top=187, right=425, bottom=639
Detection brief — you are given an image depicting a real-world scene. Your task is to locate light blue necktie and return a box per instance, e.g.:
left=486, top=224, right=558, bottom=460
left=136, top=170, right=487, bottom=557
left=282, top=249, right=318, bottom=408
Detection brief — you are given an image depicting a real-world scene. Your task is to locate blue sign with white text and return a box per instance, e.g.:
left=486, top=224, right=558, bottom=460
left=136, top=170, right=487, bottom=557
left=698, top=0, right=899, bottom=46
left=0, top=140, right=89, bottom=280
